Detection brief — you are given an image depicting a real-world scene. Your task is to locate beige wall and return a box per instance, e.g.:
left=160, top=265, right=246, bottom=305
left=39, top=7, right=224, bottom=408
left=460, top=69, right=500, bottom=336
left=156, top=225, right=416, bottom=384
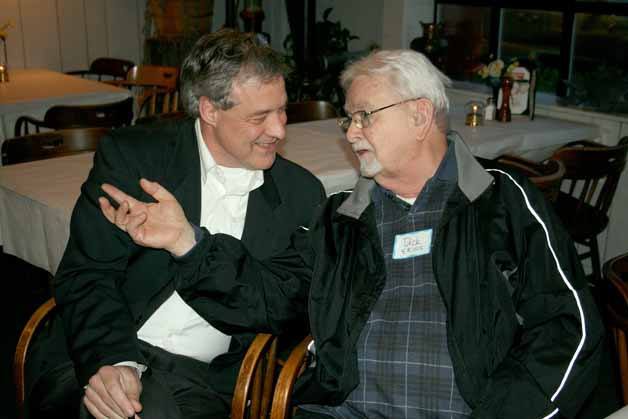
left=2, top=0, right=145, bottom=72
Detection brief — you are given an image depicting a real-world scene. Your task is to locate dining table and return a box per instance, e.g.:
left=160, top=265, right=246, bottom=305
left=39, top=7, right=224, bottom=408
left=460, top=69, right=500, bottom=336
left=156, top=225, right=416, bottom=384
left=0, top=68, right=132, bottom=149
left=0, top=113, right=600, bottom=274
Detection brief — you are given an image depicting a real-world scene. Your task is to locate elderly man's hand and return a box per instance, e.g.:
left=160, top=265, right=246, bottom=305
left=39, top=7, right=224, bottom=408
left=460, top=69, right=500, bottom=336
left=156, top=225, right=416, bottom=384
left=83, top=365, right=142, bottom=419
left=99, top=178, right=196, bottom=257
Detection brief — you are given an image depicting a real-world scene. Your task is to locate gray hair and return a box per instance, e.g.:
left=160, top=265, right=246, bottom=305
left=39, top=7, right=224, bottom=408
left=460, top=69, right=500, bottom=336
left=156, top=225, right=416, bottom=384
left=340, top=49, right=451, bottom=124
left=180, top=29, right=287, bottom=116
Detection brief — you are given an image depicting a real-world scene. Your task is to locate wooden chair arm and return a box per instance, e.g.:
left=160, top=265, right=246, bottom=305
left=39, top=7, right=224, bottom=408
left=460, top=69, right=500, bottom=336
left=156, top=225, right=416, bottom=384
left=14, top=298, right=56, bottom=419
left=232, top=333, right=278, bottom=419
left=14, top=115, right=47, bottom=137
left=561, top=139, right=604, bottom=149
left=270, top=335, right=313, bottom=419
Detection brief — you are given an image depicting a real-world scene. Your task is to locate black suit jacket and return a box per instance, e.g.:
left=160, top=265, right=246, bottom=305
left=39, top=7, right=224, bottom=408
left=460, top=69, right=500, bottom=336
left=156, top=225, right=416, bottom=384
left=38, top=118, right=324, bottom=397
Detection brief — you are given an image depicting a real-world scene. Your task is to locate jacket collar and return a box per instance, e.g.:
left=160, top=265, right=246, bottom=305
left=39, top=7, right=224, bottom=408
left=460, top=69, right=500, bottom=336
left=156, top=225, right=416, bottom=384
left=238, top=158, right=283, bottom=253
left=337, top=131, right=493, bottom=220
left=448, top=131, right=493, bottom=203
left=166, top=119, right=202, bottom=224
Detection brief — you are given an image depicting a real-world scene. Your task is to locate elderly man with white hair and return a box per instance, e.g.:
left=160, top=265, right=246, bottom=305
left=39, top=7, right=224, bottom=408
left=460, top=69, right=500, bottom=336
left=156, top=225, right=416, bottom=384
left=100, top=49, right=604, bottom=419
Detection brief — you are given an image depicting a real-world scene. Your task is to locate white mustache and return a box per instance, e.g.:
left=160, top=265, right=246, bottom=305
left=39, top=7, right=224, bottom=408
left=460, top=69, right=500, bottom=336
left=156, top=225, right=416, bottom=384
left=352, top=139, right=373, bottom=153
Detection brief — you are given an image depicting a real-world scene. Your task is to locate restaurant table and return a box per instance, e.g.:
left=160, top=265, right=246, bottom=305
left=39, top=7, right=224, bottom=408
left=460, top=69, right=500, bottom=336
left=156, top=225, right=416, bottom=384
left=0, top=68, right=132, bottom=149
left=0, top=114, right=599, bottom=274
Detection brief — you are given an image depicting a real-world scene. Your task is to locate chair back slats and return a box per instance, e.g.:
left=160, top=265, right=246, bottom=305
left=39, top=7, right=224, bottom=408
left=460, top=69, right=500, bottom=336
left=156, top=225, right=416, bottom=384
left=286, top=101, right=338, bottom=124
left=270, top=335, right=312, bottom=419
left=232, top=333, right=278, bottom=419
left=553, top=138, right=628, bottom=215
left=138, top=88, right=180, bottom=119
left=2, top=127, right=109, bottom=165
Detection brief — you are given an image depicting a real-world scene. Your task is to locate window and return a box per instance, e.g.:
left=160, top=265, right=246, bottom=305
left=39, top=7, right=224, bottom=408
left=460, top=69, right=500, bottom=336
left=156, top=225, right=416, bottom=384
left=435, top=0, right=628, bottom=114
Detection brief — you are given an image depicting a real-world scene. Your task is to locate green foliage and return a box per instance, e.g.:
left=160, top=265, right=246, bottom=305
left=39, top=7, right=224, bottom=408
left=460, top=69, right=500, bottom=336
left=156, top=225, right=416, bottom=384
left=283, top=7, right=360, bottom=107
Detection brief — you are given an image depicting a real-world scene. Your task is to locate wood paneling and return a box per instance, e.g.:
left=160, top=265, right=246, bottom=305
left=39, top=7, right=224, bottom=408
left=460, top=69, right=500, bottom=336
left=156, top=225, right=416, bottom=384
left=57, top=0, right=89, bottom=72
left=1, top=0, right=143, bottom=72
left=19, top=0, right=61, bottom=69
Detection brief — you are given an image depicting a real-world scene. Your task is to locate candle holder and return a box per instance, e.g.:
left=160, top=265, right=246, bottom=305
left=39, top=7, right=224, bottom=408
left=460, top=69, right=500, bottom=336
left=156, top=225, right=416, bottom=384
left=465, top=100, right=484, bottom=127
left=0, top=35, right=8, bottom=83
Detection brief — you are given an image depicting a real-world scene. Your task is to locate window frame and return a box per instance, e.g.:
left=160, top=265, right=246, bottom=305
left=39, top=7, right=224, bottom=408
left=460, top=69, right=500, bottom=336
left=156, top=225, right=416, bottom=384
left=434, top=0, right=628, bottom=96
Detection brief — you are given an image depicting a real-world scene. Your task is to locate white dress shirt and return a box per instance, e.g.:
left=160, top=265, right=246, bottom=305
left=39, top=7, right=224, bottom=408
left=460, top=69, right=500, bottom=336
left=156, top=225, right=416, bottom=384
left=137, top=119, right=264, bottom=363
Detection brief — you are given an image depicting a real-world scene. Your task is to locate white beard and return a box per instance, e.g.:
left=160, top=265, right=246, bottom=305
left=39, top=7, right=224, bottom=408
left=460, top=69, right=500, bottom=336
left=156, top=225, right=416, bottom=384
left=359, top=154, right=383, bottom=178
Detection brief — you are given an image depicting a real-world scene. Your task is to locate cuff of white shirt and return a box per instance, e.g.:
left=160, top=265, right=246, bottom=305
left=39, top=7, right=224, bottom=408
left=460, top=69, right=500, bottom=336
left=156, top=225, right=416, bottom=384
left=114, top=361, right=148, bottom=379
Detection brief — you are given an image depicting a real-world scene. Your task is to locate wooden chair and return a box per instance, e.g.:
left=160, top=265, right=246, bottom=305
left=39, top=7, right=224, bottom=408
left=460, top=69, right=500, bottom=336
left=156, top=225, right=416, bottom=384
left=232, top=334, right=279, bottom=419
left=2, top=127, right=110, bottom=165
left=109, top=65, right=179, bottom=118
left=15, top=300, right=278, bottom=419
left=552, top=137, right=628, bottom=282
left=66, top=57, right=135, bottom=81
left=286, top=101, right=338, bottom=124
left=14, top=298, right=56, bottom=419
left=136, top=88, right=180, bottom=119
left=269, top=335, right=312, bottom=419
left=13, top=97, right=133, bottom=137
left=605, top=253, right=628, bottom=405
left=495, top=155, right=566, bottom=203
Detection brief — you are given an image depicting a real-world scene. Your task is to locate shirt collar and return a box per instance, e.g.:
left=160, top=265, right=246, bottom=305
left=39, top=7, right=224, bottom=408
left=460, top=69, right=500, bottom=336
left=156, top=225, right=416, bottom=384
left=195, top=118, right=264, bottom=196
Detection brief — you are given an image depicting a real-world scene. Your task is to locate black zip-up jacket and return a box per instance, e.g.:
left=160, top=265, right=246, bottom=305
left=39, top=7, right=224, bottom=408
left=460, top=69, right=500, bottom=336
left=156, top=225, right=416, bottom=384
left=175, top=136, right=603, bottom=419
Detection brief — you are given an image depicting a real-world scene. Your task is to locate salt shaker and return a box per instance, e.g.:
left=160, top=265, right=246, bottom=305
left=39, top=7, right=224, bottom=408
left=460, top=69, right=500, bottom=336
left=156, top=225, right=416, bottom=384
left=484, top=97, right=495, bottom=121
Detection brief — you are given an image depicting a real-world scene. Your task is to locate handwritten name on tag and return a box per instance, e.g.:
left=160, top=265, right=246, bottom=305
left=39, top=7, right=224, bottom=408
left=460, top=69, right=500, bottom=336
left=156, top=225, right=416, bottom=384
left=392, top=229, right=433, bottom=259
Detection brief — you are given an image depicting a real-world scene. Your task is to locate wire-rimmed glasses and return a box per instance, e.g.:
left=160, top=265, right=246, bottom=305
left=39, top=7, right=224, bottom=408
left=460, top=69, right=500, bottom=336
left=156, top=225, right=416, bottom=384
left=337, top=98, right=420, bottom=132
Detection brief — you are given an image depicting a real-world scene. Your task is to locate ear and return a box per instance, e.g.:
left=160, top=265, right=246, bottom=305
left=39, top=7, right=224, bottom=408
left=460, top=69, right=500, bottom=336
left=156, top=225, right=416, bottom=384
left=198, top=96, right=219, bottom=127
left=412, top=98, right=434, bottom=141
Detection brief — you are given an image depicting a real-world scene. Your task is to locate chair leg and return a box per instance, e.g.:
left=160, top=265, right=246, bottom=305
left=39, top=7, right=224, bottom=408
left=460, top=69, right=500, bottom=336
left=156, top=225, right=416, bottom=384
left=589, top=235, right=602, bottom=284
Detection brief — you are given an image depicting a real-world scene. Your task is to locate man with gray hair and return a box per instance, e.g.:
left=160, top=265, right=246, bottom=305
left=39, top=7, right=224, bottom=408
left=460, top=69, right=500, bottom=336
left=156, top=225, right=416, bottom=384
left=26, top=29, right=324, bottom=419
left=98, top=49, right=604, bottom=418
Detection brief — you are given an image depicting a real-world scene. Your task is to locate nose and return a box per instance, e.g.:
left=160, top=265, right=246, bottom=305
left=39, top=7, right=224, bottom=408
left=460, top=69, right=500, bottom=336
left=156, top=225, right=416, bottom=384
left=265, top=109, right=286, bottom=140
left=345, top=118, right=361, bottom=143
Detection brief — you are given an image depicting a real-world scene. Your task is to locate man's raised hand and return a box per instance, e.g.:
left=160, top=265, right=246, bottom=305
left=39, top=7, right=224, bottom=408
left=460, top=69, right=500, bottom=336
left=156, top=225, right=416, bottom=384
left=99, top=178, right=196, bottom=257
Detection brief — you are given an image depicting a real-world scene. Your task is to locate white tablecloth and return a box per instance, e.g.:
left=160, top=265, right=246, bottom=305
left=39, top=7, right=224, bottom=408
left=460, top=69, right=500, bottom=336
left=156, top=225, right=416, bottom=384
left=448, top=106, right=600, bottom=161
left=0, top=68, right=132, bottom=147
left=0, top=115, right=599, bottom=274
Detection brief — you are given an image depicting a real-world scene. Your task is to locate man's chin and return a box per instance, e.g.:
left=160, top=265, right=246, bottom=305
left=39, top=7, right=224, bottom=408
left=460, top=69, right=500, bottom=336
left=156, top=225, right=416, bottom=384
left=250, top=152, right=276, bottom=170
left=359, top=160, right=383, bottom=178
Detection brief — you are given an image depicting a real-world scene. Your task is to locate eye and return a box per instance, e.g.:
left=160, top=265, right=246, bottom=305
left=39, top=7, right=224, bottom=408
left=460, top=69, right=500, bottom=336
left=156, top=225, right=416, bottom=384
left=249, top=115, right=267, bottom=125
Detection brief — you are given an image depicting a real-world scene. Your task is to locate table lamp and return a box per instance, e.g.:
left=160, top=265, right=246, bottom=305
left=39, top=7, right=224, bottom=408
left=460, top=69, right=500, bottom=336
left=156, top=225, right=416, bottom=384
left=465, top=100, right=484, bottom=127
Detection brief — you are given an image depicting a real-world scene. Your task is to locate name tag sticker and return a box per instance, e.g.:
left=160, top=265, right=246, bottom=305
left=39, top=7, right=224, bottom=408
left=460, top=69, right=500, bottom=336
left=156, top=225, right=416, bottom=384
left=392, top=229, right=433, bottom=259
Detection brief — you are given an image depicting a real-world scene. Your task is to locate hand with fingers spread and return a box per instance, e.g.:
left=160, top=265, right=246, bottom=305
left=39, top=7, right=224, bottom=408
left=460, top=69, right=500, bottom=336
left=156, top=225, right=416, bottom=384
left=83, top=365, right=142, bottom=419
left=99, top=178, right=196, bottom=257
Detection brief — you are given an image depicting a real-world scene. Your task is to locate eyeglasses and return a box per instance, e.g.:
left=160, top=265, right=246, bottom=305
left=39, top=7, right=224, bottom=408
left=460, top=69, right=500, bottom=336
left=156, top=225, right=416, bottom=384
left=337, top=98, right=420, bottom=132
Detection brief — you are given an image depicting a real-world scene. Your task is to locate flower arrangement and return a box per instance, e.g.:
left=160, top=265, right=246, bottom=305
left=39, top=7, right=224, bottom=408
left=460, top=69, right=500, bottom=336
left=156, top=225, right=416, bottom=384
left=0, top=21, right=13, bottom=40
left=476, top=56, right=519, bottom=88
left=474, top=55, right=521, bottom=102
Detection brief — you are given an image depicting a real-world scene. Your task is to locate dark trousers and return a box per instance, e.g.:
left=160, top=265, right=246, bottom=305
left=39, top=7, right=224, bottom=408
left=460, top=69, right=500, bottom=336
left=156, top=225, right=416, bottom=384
left=28, top=343, right=230, bottom=419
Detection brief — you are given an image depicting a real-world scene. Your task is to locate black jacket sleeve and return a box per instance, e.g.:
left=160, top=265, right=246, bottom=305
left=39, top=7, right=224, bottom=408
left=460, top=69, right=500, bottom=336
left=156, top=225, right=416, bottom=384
left=472, top=173, right=604, bottom=419
left=172, top=226, right=315, bottom=335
